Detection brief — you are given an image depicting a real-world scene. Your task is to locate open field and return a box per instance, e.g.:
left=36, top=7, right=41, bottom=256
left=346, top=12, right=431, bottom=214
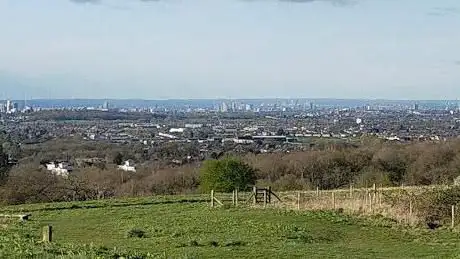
left=2, top=195, right=460, bottom=258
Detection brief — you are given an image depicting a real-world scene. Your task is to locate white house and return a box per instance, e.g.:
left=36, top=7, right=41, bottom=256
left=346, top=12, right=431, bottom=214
left=169, top=128, right=185, bottom=133
left=386, top=136, right=400, bottom=141
left=233, top=138, right=254, bottom=144
left=158, top=132, right=177, bottom=139
left=46, top=162, right=72, bottom=177
left=118, top=160, right=136, bottom=172
left=185, top=124, right=203, bottom=129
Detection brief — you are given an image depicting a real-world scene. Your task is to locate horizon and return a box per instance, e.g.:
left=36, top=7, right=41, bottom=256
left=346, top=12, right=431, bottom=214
left=1, top=0, right=460, bottom=100
left=3, top=97, right=460, bottom=103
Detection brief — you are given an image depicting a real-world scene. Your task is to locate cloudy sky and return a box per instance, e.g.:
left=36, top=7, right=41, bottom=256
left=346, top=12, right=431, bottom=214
left=0, top=0, right=459, bottom=100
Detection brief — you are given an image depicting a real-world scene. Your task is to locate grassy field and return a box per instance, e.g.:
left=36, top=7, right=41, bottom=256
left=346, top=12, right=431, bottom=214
left=1, top=196, right=460, bottom=258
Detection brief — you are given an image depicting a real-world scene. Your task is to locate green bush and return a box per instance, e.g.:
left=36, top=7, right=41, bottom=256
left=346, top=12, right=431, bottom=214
left=0, top=145, right=9, bottom=181
left=199, top=157, right=256, bottom=193
left=126, top=229, right=146, bottom=238
left=414, top=186, right=460, bottom=228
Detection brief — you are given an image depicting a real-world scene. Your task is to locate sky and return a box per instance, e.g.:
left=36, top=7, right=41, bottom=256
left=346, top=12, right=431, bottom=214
left=0, top=0, right=459, bottom=100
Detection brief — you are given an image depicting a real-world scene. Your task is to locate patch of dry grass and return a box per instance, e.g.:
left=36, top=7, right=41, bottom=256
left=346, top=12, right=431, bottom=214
left=276, top=185, right=452, bottom=227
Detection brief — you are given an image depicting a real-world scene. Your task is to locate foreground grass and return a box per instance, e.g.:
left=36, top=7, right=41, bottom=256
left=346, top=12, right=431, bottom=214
left=1, top=197, right=460, bottom=258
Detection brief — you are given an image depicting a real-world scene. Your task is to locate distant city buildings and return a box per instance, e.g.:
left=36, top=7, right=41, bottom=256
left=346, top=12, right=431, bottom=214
left=103, top=101, right=110, bottom=110
left=0, top=100, right=19, bottom=114
left=6, top=100, right=12, bottom=113
left=220, top=102, right=228, bottom=113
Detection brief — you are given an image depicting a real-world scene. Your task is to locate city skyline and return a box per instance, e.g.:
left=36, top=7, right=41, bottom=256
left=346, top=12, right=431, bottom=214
left=1, top=0, right=459, bottom=100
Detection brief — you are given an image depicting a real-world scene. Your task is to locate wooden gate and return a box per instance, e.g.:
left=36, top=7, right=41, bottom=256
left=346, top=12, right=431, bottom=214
left=248, top=186, right=281, bottom=205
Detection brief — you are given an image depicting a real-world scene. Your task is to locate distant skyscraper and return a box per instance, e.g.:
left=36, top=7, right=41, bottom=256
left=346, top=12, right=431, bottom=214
left=413, top=103, right=419, bottom=111
left=6, top=100, right=11, bottom=113
left=220, top=102, right=228, bottom=112
left=245, top=104, right=252, bottom=112
left=231, top=101, right=237, bottom=112
left=103, top=101, right=109, bottom=110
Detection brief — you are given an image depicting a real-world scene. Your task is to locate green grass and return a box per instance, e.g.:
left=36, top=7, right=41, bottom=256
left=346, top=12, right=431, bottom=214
left=2, top=196, right=460, bottom=258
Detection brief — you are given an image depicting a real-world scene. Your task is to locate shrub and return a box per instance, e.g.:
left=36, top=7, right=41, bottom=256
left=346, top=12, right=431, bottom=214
left=0, top=145, right=9, bottom=181
left=414, top=186, right=460, bottom=228
left=189, top=240, right=200, bottom=247
left=223, top=240, right=245, bottom=247
left=126, top=229, right=146, bottom=238
left=208, top=241, right=219, bottom=247
left=199, top=157, right=256, bottom=193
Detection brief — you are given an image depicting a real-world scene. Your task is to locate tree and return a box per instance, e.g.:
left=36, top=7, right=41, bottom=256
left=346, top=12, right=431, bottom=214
left=0, top=145, right=9, bottom=181
left=276, top=128, right=285, bottom=136
left=199, top=157, right=256, bottom=193
left=113, top=152, right=124, bottom=165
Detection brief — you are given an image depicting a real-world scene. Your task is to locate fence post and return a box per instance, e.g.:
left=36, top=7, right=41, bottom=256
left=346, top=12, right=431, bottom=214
left=365, top=189, right=369, bottom=210
left=263, top=189, right=267, bottom=208
left=253, top=186, right=257, bottom=205
left=235, top=188, right=239, bottom=206
left=268, top=186, right=272, bottom=204
left=369, top=193, right=373, bottom=212
left=42, top=225, right=52, bottom=243
left=332, top=192, right=336, bottom=210
left=409, top=199, right=413, bottom=225
left=371, top=183, right=375, bottom=205
left=316, top=186, right=319, bottom=197
left=211, top=190, right=214, bottom=208
left=452, top=205, right=455, bottom=228
left=232, top=190, right=235, bottom=206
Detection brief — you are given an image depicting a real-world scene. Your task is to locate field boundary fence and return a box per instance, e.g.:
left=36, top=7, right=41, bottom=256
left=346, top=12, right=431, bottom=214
left=277, top=184, right=457, bottom=227
left=210, top=184, right=458, bottom=228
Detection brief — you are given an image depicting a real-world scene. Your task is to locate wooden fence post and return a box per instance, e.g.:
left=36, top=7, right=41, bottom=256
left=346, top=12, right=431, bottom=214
left=268, top=186, right=272, bottom=204
left=369, top=193, right=373, bottom=212
left=42, top=225, right=52, bottom=243
left=235, top=188, right=239, bottom=206
left=365, top=189, right=369, bottom=210
left=372, top=183, right=377, bottom=205
left=408, top=199, right=413, bottom=224
left=452, top=205, right=455, bottom=228
left=263, top=189, right=267, bottom=208
left=253, top=186, right=257, bottom=205
left=232, top=190, right=235, bottom=206
left=316, top=186, right=319, bottom=197
left=211, top=190, right=214, bottom=208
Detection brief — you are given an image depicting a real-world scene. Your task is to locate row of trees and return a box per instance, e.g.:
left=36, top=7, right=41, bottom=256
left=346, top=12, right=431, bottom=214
left=0, top=145, right=9, bottom=181
left=0, top=164, right=200, bottom=204
left=245, top=140, right=460, bottom=190
left=2, top=138, right=460, bottom=205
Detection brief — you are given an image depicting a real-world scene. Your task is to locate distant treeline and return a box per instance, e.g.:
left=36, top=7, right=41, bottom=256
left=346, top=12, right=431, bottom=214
left=247, top=139, right=460, bottom=190
left=1, top=137, right=460, bottom=205
left=28, top=110, right=168, bottom=121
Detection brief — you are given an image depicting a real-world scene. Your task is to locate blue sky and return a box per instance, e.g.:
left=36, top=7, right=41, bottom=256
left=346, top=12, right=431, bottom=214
left=0, top=0, right=459, bottom=100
